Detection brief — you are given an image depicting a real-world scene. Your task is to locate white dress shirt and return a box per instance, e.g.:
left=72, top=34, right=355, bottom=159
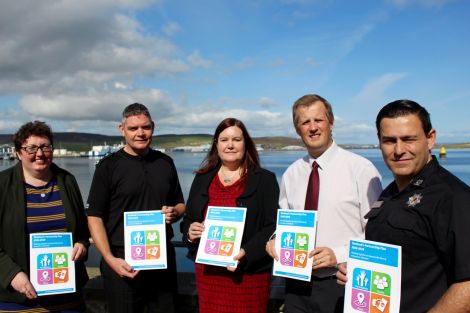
left=279, top=141, right=382, bottom=266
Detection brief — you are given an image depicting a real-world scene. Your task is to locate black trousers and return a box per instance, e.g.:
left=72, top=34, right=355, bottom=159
left=100, top=244, right=177, bottom=313
left=284, top=276, right=344, bottom=313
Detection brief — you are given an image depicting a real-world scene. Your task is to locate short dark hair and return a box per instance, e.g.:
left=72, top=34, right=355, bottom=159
left=292, top=94, right=334, bottom=128
left=196, top=118, right=260, bottom=174
left=122, top=103, right=152, bottom=121
left=13, top=121, right=54, bottom=151
left=376, top=99, right=432, bottom=137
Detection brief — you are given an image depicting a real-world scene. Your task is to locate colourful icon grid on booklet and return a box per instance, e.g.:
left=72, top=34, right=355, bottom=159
left=205, top=226, right=237, bottom=256
left=279, top=232, right=309, bottom=268
left=37, top=253, right=69, bottom=285
left=130, top=230, right=160, bottom=260
left=351, top=268, right=391, bottom=313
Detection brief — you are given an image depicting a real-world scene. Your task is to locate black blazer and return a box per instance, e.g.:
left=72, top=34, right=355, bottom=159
left=181, top=165, right=279, bottom=274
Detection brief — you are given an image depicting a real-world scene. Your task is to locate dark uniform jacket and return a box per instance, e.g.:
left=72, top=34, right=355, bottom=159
left=181, top=165, right=279, bottom=274
left=365, top=156, right=470, bottom=313
left=0, top=162, right=89, bottom=303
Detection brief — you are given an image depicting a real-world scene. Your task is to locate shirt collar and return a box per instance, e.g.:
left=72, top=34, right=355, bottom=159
left=382, top=155, right=439, bottom=198
left=408, top=155, right=439, bottom=189
left=307, top=141, right=337, bottom=170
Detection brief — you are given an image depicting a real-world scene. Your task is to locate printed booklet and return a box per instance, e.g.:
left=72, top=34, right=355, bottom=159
left=195, top=206, right=247, bottom=268
left=30, top=232, right=75, bottom=296
left=124, top=210, right=167, bottom=270
left=344, top=239, right=402, bottom=313
left=272, top=209, right=317, bottom=282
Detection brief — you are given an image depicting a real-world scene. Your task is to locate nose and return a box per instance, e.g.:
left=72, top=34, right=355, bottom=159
left=308, top=121, right=318, bottom=132
left=394, top=140, right=405, bottom=155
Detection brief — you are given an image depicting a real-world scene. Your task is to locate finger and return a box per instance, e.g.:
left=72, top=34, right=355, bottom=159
left=71, top=248, right=78, bottom=260
left=266, top=241, right=279, bottom=261
left=309, top=249, right=322, bottom=258
left=72, top=250, right=79, bottom=261
left=73, top=246, right=85, bottom=261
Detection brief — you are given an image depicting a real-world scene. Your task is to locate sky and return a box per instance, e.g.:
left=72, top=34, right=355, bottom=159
left=1, top=0, right=469, bottom=144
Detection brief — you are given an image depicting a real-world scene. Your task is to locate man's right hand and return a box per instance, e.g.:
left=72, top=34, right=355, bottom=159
left=336, top=262, right=348, bottom=285
left=107, top=257, right=139, bottom=279
left=265, top=238, right=279, bottom=261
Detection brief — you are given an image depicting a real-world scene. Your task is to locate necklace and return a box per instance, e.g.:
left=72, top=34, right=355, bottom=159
left=221, top=166, right=240, bottom=184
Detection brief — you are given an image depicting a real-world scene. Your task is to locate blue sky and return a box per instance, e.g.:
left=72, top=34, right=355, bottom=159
left=0, top=0, right=469, bottom=144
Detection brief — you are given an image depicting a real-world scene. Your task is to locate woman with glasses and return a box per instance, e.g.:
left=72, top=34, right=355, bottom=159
left=0, top=121, right=89, bottom=312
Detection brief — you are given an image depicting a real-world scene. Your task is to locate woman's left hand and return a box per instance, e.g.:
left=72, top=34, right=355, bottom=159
left=71, top=242, right=88, bottom=261
left=227, top=248, right=246, bottom=272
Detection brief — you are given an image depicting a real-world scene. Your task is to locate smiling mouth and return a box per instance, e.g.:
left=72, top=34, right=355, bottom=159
left=392, top=158, right=411, bottom=164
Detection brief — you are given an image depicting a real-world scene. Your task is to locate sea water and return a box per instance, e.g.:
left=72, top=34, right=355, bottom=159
left=2, top=149, right=469, bottom=272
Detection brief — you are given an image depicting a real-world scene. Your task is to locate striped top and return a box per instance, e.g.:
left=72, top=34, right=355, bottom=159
left=0, top=179, right=85, bottom=312
left=25, top=180, right=67, bottom=234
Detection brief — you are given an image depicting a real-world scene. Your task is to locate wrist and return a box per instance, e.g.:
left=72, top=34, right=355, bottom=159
left=187, top=233, right=194, bottom=243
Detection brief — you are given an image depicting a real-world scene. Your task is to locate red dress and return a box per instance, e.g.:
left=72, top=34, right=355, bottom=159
left=196, top=174, right=271, bottom=313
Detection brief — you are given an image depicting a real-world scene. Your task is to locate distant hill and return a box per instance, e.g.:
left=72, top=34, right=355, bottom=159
left=0, top=132, right=304, bottom=151
left=3, top=132, right=467, bottom=151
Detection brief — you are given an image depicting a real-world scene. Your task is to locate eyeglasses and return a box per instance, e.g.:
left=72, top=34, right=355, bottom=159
left=20, top=144, right=54, bottom=154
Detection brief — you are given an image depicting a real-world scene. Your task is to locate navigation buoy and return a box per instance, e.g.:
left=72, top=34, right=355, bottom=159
left=439, top=146, right=447, bottom=159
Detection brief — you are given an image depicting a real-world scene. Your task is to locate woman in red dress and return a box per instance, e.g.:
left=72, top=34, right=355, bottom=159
left=182, top=118, right=280, bottom=313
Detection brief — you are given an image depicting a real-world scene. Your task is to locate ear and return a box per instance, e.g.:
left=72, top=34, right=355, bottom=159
left=118, top=123, right=125, bottom=136
left=426, top=128, right=436, bottom=150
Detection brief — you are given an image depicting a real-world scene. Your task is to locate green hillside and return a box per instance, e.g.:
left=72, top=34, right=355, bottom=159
left=0, top=133, right=303, bottom=152
left=2, top=132, right=467, bottom=152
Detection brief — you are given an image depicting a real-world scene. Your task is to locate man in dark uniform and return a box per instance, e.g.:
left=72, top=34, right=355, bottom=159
left=337, top=99, right=470, bottom=312
left=86, top=103, right=185, bottom=313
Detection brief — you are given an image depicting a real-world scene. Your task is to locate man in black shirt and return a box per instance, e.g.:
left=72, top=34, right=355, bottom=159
left=337, top=100, right=470, bottom=312
left=87, top=103, right=185, bottom=313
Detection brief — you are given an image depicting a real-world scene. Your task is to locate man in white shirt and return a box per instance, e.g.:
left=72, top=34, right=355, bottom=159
left=266, top=94, right=382, bottom=313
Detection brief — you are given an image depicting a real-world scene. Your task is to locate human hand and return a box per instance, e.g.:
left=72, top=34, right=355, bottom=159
left=336, top=262, right=348, bottom=285
left=188, top=222, right=205, bottom=242
left=11, top=272, right=37, bottom=300
left=309, top=247, right=337, bottom=269
left=227, top=248, right=246, bottom=272
left=71, top=242, right=88, bottom=261
left=266, top=238, right=279, bottom=261
left=106, top=257, right=139, bottom=279
left=162, top=206, right=178, bottom=224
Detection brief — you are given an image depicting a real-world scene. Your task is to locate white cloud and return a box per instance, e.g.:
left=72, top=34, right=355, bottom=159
left=331, top=116, right=377, bottom=143
left=0, top=1, right=188, bottom=95
left=305, top=57, right=316, bottom=66
left=162, top=22, right=182, bottom=36
left=258, top=97, right=276, bottom=108
left=17, top=89, right=176, bottom=122
left=158, top=108, right=292, bottom=137
left=235, top=57, right=256, bottom=70
left=353, top=73, right=408, bottom=106
left=187, top=50, right=212, bottom=68
left=388, top=0, right=456, bottom=8
left=114, top=82, right=129, bottom=90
